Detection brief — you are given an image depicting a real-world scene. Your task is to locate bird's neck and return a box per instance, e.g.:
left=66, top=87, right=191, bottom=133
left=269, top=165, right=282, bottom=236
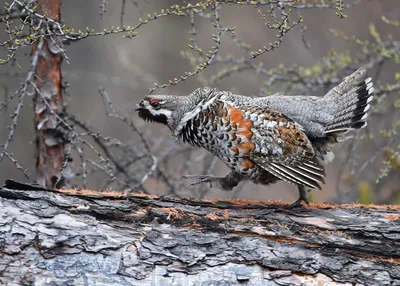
left=173, top=92, right=219, bottom=136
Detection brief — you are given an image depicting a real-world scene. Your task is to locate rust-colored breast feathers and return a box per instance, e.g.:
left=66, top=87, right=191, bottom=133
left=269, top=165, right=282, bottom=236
left=185, top=101, right=323, bottom=187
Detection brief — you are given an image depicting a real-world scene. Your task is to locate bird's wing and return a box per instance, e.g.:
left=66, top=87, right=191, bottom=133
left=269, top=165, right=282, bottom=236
left=230, top=105, right=326, bottom=189
left=254, top=156, right=326, bottom=189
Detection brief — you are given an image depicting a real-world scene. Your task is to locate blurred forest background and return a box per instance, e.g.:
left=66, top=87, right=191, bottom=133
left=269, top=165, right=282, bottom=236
left=0, top=0, right=399, bottom=204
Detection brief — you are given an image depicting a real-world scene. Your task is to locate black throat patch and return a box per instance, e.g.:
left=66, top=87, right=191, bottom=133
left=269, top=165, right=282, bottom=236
left=138, top=109, right=168, bottom=125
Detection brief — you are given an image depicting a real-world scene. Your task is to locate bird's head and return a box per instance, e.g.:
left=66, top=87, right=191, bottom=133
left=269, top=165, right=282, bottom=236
left=136, top=88, right=217, bottom=131
left=135, top=95, right=183, bottom=129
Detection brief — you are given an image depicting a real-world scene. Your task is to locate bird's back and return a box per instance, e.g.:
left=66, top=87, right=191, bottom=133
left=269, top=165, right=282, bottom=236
left=219, top=67, right=373, bottom=160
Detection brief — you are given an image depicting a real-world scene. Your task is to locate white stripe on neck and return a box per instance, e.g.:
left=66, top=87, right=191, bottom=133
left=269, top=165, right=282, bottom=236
left=174, top=94, right=218, bottom=135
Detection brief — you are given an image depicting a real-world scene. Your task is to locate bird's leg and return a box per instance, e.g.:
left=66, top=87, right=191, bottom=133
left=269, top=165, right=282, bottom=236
left=286, top=185, right=310, bottom=208
left=181, top=174, right=220, bottom=187
left=181, top=171, right=241, bottom=191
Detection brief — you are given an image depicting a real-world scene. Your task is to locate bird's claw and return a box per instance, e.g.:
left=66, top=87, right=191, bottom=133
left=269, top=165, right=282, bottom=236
left=181, top=174, right=216, bottom=187
left=285, top=196, right=309, bottom=208
left=285, top=185, right=310, bottom=208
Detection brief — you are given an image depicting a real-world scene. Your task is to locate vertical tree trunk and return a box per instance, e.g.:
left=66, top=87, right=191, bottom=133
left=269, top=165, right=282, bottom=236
left=32, top=0, right=65, bottom=188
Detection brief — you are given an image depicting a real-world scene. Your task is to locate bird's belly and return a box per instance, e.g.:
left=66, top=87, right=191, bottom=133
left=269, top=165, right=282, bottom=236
left=198, top=138, right=260, bottom=179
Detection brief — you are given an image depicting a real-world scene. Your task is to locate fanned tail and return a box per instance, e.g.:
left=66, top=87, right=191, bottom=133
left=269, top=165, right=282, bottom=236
left=310, top=67, right=374, bottom=163
left=325, top=67, right=374, bottom=136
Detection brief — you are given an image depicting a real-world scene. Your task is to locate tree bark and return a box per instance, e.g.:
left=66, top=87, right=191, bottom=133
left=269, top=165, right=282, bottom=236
left=32, top=0, right=66, bottom=188
left=0, top=180, right=399, bottom=286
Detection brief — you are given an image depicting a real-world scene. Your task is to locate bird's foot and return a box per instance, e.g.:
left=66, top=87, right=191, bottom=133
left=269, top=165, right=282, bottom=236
left=285, top=185, right=310, bottom=208
left=181, top=174, right=220, bottom=187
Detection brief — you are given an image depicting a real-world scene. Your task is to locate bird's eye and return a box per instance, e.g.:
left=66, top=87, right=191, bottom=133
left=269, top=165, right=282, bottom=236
left=150, top=99, right=160, bottom=108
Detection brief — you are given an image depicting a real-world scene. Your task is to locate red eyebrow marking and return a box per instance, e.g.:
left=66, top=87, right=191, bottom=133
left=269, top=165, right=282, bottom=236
left=150, top=99, right=160, bottom=105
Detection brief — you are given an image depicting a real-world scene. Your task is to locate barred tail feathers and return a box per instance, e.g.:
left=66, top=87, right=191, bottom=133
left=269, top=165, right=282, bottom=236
left=324, top=67, right=374, bottom=135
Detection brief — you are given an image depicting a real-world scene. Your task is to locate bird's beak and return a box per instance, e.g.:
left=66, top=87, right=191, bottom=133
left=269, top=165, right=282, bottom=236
left=135, top=105, right=143, bottom=111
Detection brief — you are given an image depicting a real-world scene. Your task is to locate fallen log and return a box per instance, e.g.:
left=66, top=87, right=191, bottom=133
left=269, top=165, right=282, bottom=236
left=0, top=180, right=399, bottom=285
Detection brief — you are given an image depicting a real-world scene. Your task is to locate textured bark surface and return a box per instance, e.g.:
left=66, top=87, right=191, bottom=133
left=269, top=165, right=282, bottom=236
left=33, top=0, right=65, bottom=188
left=0, top=180, right=399, bottom=286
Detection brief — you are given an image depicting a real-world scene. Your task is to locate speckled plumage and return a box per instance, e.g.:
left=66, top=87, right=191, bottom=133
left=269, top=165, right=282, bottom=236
left=136, top=67, right=374, bottom=206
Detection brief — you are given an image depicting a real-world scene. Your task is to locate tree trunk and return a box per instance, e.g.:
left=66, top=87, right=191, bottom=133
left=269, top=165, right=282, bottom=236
left=32, top=0, right=66, bottom=188
left=0, top=180, right=399, bottom=286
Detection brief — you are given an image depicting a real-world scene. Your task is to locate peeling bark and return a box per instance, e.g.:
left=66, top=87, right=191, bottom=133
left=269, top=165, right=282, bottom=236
left=32, top=0, right=66, bottom=188
left=0, top=180, right=399, bottom=286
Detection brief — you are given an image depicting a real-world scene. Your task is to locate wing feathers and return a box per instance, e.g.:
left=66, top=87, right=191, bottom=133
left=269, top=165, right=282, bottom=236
left=237, top=105, right=327, bottom=189
left=303, top=160, right=324, bottom=171
left=297, top=164, right=325, bottom=177
left=266, top=164, right=313, bottom=187
left=274, top=163, right=324, bottom=188
left=259, top=159, right=325, bottom=189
